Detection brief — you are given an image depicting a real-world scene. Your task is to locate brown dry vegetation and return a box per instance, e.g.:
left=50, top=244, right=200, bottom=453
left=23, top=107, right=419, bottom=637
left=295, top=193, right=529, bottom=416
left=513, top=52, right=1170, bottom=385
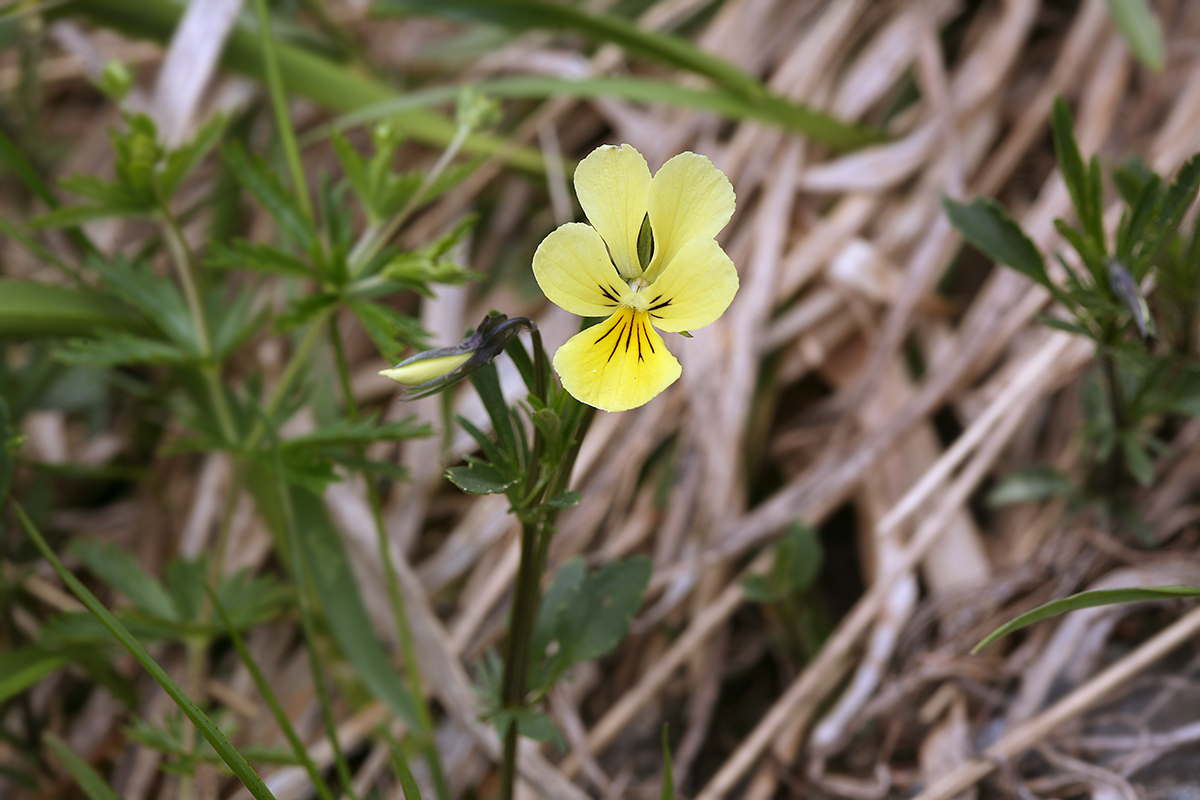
left=8, top=1, right=1200, bottom=799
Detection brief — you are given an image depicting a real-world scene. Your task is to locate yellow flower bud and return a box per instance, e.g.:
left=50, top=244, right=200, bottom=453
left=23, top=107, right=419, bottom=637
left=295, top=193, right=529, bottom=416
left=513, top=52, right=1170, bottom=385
left=379, top=353, right=471, bottom=386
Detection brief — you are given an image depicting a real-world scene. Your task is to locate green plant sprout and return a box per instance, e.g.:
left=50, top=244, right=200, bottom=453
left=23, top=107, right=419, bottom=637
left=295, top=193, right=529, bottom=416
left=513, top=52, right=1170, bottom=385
left=943, top=97, right=1200, bottom=648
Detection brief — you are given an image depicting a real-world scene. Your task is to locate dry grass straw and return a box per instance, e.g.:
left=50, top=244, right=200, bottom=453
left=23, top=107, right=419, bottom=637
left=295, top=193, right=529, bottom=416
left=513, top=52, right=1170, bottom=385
left=17, top=0, right=1200, bottom=798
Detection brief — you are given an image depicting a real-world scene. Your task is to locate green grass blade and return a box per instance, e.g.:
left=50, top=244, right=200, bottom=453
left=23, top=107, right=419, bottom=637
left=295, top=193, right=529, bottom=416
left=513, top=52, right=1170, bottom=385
left=374, top=1, right=882, bottom=149
left=14, top=504, right=278, bottom=800
left=974, top=585, right=1200, bottom=652
left=378, top=0, right=762, bottom=99
left=660, top=724, right=674, bottom=800
left=1104, top=0, right=1164, bottom=71
left=206, top=584, right=336, bottom=800
left=385, top=733, right=426, bottom=800
left=43, top=733, right=121, bottom=800
left=0, top=649, right=69, bottom=703
left=0, top=280, right=147, bottom=339
left=288, top=488, right=424, bottom=731
left=54, top=0, right=545, bottom=174
left=330, top=75, right=884, bottom=150
left=0, top=128, right=98, bottom=256
left=250, top=0, right=314, bottom=223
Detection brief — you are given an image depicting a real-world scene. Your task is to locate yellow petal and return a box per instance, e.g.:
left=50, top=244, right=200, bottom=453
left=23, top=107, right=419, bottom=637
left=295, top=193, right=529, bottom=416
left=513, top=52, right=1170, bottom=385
left=553, top=307, right=681, bottom=412
left=379, top=353, right=471, bottom=385
left=533, top=223, right=632, bottom=317
left=644, top=237, right=738, bottom=333
left=574, top=144, right=652, bottom=281
left=644, top=152, right=735, bottom=283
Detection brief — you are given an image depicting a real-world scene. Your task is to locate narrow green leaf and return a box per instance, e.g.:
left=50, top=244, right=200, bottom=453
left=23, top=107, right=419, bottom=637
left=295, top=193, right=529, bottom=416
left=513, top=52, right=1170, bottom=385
left=1121, top=431, right=1155, bottom=487
left=378, top=0, right=763, bottom=99
left=222, top=144, right=317, bottom=247
left=369, top=5, right=882, bottom=149
left=660, top=725, right=674, bottom=800
left=14, top=504, right=279, bottom=800
left=0, top=649, right=69, bottom=703
left=0, top=398, right=14, bottom=507
left=387, top=739, right=426, bottom=800
left=1052, top=98, right=1094, bottom=242
left=207, top=584, right=336, bottom=800
left=1154, top=152, right=1200, bottom=247
left=71, top=540, right=179, bottom=621
left=469, top=364, right=518, bottom=460
left=44, top=733, right=121, bottom=800
left=0, top=128, right=97, bottom=255
left=975, top=585, right=1200, bottom=652
left=1104, top=0, right=1165, bottom=71
left=0, top=280, right=146, bottom=340
left=986, top=465, right=1074, bottom=507
left=289, top=489, right=423, bottom=730
left=942, top=197, right=1048, bottom=285
left=207, top=241, right=314, bottom=278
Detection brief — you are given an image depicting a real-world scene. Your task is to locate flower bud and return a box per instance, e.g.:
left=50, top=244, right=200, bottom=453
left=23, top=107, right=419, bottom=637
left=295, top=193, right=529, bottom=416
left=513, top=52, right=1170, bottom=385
left=379, top=313, right=534, bottom=399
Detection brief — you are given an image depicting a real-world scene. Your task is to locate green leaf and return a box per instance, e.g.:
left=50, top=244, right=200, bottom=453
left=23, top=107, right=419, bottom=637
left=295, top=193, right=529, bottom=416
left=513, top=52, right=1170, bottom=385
left=348, top=300, right=429, bottom=364
left=387, top=738, right=426, bottom=800
left=89, top=257, right=196, bottom=350
left=1104, top=0, right=1164, bottom=71
left=469, top=363, right=519, bottom=460
left=288, top=488, right=422, bottom=730
left=14, top=504, right=280, bottom=800
left=986, top=465, right=1075, bottom=507
left=975, top=584, right=1200, bottom=652
left=492, top=708, right=567, bottom=752
left=0, top=649, right=69, bottom=703
left=0, top=280, right=145, bottom=340
left=546, top=490, right=580, bottom=509
left=207, top=241, right=314, bottom=278
left=1121, top=431, right=1155, bottom=487
left=660, top=725, right=674, bottom=800
left=740, top=522, right=822, bottom=602
left=942, top=196, right=1048, bottom=286
left=380, top=0, right=763, bottom=100
left=223, top=143, right=318, bottom=247
left=44, top=732, right=122, bottom=800
left=55, top=333, right=193, bottom=368
left=159, top=114, right=229, bottom=199
left=207, top=584, right=335, bottom=800
left=1053, top=98, right=1105, bottom=248
left=445, top=462, right=517, bottom=495
left=1153, top=152, right=1200, bottom=250
left=165, top=557, right=207, bottom=622
left=530, top=557, right=651, bottom=692
left=370, top=3, right=881, bottom=150
left=71, top=540, right=179, bottom=621
left=0, top=398, right=14, bottom=507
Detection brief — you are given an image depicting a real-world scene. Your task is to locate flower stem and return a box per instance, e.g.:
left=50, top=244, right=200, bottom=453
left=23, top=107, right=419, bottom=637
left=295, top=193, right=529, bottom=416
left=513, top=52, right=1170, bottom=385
left=496, top=400, right=595, bottom=800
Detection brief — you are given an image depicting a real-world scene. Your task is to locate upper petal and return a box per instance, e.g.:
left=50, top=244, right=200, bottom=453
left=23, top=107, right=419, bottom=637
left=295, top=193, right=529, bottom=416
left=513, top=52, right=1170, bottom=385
left=644, top=237, right=738, bottom=333
left=574, top=144, right=652, bottom=281
left=644, top=152, right=735, bottom=283
left=533, top=223, right=631, bottom=318
left=553, top=307, right=681, bottom=412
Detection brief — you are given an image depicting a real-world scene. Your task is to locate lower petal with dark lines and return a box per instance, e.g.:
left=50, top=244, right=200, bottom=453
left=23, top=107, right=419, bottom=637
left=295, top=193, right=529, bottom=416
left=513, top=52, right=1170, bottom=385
left=552, top=307, right=681, bottom=412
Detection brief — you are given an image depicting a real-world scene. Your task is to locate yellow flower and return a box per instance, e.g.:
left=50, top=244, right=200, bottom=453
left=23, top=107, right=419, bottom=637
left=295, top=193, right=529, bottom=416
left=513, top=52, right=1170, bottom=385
left=533, top=144, right=738, bottom=412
